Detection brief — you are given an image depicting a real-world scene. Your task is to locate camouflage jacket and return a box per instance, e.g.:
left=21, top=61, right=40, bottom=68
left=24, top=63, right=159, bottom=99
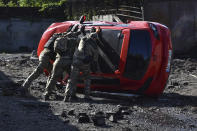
left=54, top=32, right=80, bottom=59
left=73, top=33, right=99, bottom=65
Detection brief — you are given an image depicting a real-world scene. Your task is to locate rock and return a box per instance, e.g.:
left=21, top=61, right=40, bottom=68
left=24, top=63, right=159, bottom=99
left=118, top=106, right=129, bottom=112
left=92, top=111, right=106, bottom=126
left=78, top=113, right=90, bottom=123
left=108, top=114, right=118, bottom=123
left=183, top=81, right=189, bottom=86
left=78, top=113, right=87, bottom=116
left=133, top=106, right=138, bottom=109
left=191, top=107, right=197, bottom=113
left=94, top=111, right=105, bottom=117
left=61, top=111, right=67, bottom=118
left=189, top=124, right=196, bottom=128
left=117, top=106, right=131, bottom=116
left=78, top=116, right=90, bottom=123
left=172, top=81, right=180, bottom=86
left=106, top=111, right=114, bottom=118
left=68, top=109, right=75, bottom=116
left=92, top=116, right=105, bottom=126
left=121, top=110, right=130, bottom=115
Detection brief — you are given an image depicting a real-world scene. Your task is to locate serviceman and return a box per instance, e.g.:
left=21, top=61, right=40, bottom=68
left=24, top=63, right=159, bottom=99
left=43, top=25, right=86, bottom=100
left=22, top=25, right=73, bottom=94
left=63, top=27, right=101, bottom=102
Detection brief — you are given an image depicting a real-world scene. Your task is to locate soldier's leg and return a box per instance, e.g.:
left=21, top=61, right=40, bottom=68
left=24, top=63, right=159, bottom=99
left=45, top=62, right=53, bottom=86
left=44, top=58, right=63, bottom=96
left=22, top=50, right=50, bottom=88
left=64, top=65, right=79, bottom=101
left=22, top=62, right=44, bottom=88
left=82, top=65, right=91, bottom=99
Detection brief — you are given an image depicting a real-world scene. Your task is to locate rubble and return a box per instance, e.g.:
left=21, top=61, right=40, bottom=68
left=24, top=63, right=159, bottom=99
left=61, top=110, right=67, bottom=118
left=108, top=114, right=118, bottom=123
left=0, top=53, right=197, bottom=130
left=77, top=113, right=90, bottom=123
left=91, top=111, right=106, bottom=126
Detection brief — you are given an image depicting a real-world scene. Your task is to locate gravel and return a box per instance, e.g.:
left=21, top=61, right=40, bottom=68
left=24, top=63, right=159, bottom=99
left=0, top=53, right=197, bottom=131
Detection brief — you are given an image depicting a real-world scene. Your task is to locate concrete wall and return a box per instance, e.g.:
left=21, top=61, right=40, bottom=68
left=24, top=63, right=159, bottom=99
left=0, top=1, right=197, bottom=56
left=144, top=0, right=197, bottom=56
left=0, top=18, right=54, bottom=52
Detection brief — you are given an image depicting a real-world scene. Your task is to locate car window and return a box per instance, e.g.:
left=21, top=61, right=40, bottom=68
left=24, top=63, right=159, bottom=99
left=97, top=29, right=123, bottom=73
left=123, top=30, right=152, bottom=80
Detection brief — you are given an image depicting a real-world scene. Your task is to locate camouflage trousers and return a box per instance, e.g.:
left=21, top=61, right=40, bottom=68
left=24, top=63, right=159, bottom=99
left=22, top=49, right=52, bottom=88
left=44, top=56, right=72, bottom=95
left=65, top=63, right=91, bottom=99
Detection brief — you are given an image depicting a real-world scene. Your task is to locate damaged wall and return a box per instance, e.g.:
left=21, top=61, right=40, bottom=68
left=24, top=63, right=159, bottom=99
left=144, top=0, right=197, bottom=56
left=0, top=18, right=54, bottom=52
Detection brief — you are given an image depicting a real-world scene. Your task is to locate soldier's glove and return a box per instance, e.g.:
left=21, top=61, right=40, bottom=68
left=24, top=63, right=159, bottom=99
left=96, top=27, right=101, bottom=33
left=91, top=61, right=98, bottom=73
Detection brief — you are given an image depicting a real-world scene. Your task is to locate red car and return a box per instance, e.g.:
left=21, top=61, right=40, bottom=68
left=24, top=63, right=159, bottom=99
left=37, top=20, right=172, bottom=97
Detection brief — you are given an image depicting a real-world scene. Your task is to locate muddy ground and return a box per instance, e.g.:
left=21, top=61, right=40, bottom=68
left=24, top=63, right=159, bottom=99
left=0, top=53, right=196, bottom=131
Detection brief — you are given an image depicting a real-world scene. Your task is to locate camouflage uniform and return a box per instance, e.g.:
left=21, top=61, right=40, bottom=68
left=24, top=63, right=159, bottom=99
left=43, top=27, right=82, bottom=99
left=22, top=35, right=57, bottom=89
left=64, top=30, right=99, bottom=101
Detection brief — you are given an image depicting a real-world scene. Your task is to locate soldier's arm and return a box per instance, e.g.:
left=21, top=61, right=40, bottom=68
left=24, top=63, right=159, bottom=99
left=91, top=44, right=100, bottom=73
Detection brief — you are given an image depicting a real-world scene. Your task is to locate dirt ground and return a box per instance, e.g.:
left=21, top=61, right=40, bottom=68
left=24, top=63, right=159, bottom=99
left=0, top=53, right=197, bottom=131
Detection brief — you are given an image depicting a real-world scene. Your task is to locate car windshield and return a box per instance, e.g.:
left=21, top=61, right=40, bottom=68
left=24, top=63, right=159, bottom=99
left=123, top=30, right=152, bottom=80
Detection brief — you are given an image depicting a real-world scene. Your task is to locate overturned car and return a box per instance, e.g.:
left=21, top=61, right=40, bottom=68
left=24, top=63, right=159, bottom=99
left=37, top=19, right=172, bottom=97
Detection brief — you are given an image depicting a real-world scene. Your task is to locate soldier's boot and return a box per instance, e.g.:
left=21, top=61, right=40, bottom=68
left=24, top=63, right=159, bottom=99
left=63, top=79, right=78, bottom=102
left=21, top=80, right=31, bottom=97
left=63, top=95, right=70, bottom=102
left=84, top=79, right=91, bottom=101
left=44, top=75, right=59, bottom=101
left=22, top=78, right=31, bottom=88
left=42, top=91, right=53, bottom=101
left=63, top=80, right=72, bottom=102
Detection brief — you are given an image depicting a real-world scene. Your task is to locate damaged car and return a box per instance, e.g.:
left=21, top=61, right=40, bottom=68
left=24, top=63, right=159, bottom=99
left=37, top=19, right=173, bottom=97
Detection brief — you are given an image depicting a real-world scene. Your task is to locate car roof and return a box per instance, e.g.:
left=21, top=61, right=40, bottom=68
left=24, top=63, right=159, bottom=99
left=49, top=21, right=152, bottom=31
